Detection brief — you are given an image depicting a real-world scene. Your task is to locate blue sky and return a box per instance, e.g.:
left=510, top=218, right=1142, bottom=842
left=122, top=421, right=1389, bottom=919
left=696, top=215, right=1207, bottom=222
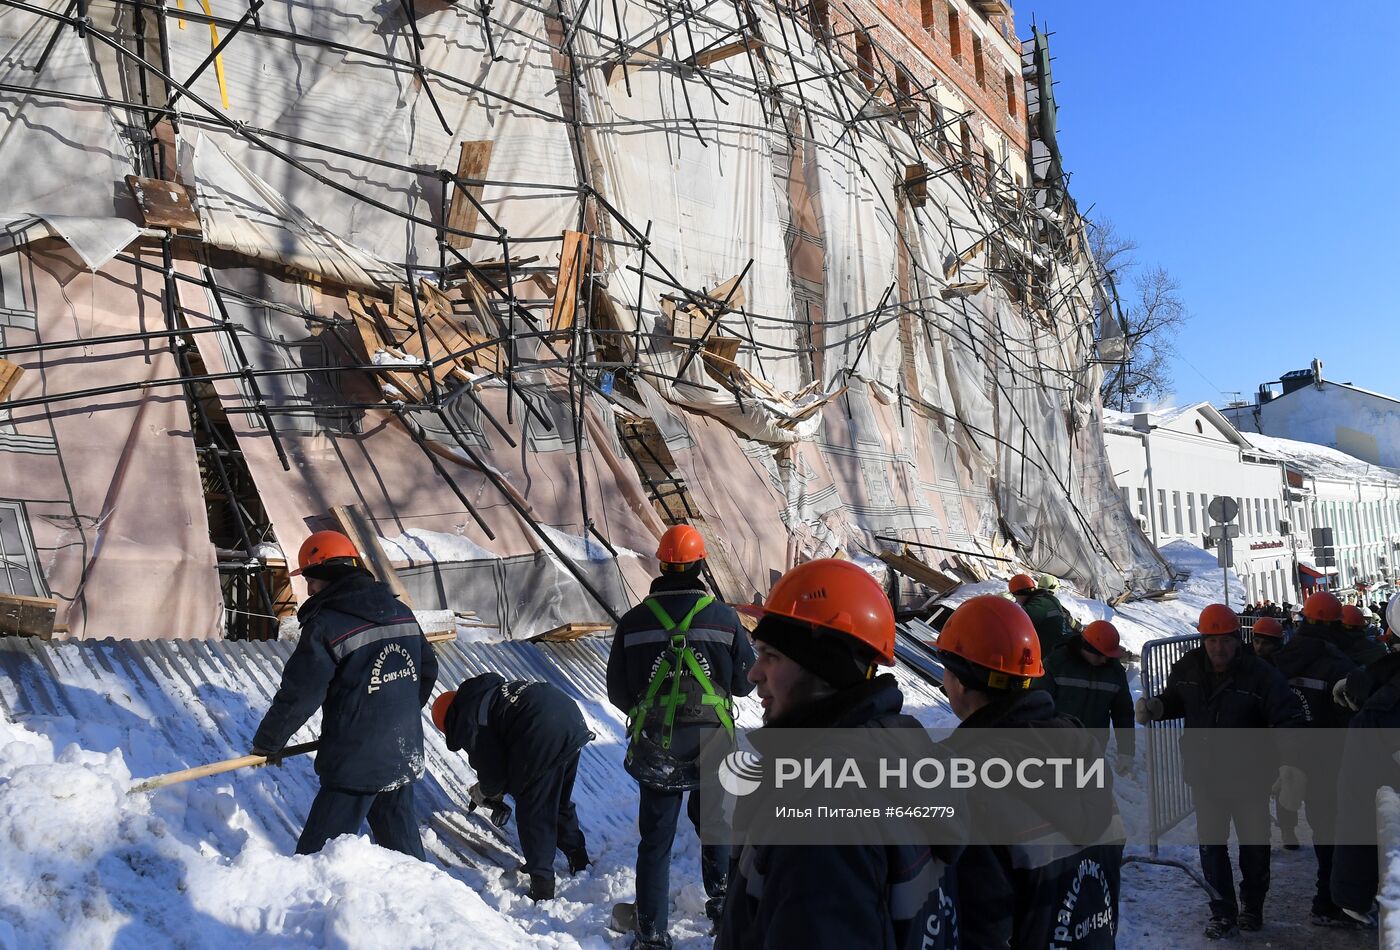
left=1026, top=2, right=1400, bottom=407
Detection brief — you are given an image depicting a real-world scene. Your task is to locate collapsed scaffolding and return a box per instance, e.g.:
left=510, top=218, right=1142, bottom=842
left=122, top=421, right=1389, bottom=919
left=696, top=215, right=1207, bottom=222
left=0, top=0, right=1170, bottom=640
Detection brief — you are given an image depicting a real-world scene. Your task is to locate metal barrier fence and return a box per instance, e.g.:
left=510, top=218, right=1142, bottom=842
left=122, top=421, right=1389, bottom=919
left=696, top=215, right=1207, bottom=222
left=1140, top=622, right=1262, bottom=855
left=1140, top=633, right=1200, bottom=855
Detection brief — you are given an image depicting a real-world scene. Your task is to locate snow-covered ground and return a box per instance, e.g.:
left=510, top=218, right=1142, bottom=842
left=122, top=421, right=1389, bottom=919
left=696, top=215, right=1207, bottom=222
left=0, top=541, right=1375, bottom=948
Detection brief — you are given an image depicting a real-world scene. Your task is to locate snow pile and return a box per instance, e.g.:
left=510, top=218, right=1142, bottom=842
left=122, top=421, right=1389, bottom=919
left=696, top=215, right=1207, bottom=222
left=0, top=710, right=540, bottom=948
left=378, top=528, right=498, bottom=564
left=537, top=525, right=640, bottom=562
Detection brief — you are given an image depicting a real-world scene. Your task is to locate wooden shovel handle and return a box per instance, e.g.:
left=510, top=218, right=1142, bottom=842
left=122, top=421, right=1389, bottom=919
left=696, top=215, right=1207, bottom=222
left=128, top=740, right=320, bottom=794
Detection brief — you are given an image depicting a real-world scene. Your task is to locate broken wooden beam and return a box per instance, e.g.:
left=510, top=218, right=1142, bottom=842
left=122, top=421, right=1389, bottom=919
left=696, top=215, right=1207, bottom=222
left=125, top=175, right=201, bottom=233
left=0, top=358, right=23, bottom=401
left=550, top=231, right=592, bottom=333
left=0, top=593, right=58, bottom=639
left=444, top=141, right=494, bottom=250
left=529, top=621, right=612, bottom=642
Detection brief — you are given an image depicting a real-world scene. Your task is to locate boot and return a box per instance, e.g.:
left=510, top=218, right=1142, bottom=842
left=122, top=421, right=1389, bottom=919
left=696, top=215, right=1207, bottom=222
left=565, top=849, right=591, bottom=875
left=1239, top=908, right=1262, bottom=932
left=628, top=930, right=673, bottom=950
left=1203, top=915, right=1237, bottom=940
left=1280, top=825, right=1299, bottom=850
left=527, top=874, right=555, bottom=902
left=1311, top=905, right=1375, bottom=929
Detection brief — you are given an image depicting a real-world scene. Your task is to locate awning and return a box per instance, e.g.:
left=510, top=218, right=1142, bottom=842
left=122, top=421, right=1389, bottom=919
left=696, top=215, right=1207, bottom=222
left=1298, top=561, right=1339, bottom=578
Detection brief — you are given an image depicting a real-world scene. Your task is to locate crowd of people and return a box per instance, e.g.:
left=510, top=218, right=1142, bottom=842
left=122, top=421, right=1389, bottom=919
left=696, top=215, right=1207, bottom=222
left=243, top=524, right=1400, bottom=947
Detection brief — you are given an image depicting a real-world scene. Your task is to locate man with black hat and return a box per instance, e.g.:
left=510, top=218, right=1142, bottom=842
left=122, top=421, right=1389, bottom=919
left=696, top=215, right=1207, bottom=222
left=607, top=524, right=754, bottom=949
left=251, top=530, right=438, bottom=858
left=431, top=674, right=593, bottom=901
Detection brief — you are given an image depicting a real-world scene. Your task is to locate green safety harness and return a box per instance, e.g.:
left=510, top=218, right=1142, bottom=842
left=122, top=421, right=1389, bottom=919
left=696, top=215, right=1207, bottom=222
left=627, top=595, right=735, bottom=752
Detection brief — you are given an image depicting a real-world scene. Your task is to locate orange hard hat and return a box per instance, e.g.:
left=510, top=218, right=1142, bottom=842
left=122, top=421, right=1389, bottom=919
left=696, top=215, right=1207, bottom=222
left=656, top=524, right=706, bottom=567
left=1008, top=573, right=1036, bottom=595
left=1341, top=605, right=1367, bottom=629
left=1082, top=619, right=1125, bottom=659
left=1197, top=604, right=1240, bottom=636
left=1303, top=591, right=1343, bottom=624
left=431, top=690, right=456, bottom=734
left=741, top=559, right=896, bottom=665
left=937, top=595, right=1043, bottom=687
left=290, top=530, right=361, bottom=577
left=1251, top=617, right=1284, bottom=639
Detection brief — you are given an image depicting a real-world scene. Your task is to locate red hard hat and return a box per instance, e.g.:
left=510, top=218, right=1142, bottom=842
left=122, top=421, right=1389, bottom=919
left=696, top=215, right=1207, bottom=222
left=937, top=595, right=1043, bottom=687
left=1197, top=604, right=1240, bottom=636
left=431, top=690, right=456, bottom=734
left=656, top=524, right=706, bottom=566
left=1303, top=591, right=1343, bottom=624
left=1008, top=573, right=1036, bottom=595
left=741, top=559, right=896, bottom=665
left=291, top=530, right=361, bottom=577
left=1251, top=617, right=1284, bottom=639
left=1341, top=605, right=1367, bottom=629
left=1082, top=619, right=1125, bottom=659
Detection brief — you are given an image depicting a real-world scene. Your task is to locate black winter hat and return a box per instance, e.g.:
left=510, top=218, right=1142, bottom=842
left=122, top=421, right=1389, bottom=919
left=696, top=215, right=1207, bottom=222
left=753, top=614, right=872, bottom=689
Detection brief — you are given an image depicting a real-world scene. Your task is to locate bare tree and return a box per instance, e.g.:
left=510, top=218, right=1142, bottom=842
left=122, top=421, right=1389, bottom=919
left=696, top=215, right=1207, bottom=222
left=1089, top=219, right=1189, bottom=411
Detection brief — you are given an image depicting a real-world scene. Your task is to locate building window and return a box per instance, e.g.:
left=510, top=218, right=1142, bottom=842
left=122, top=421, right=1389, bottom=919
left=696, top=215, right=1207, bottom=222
left=959, top=121, right=974, bottom=179
left=973, top=36, right=985, bottom=86
left=1187, top=492, right=1197, bottom=534
left=0, top=500, right=47, bottom=597
left=920, top=0, right=933, bottom=30
left=1172, top=492, right=1183, bottom=536
left=1157, top=490, right=1168, bottom=534
left=947, top=5, right=962, bottom=60
left=1137, top=488, right=1147, bottom=520
left=1004, top=68, right=1016, bottom=115
left=1254, top=498, right=1263, bottom=535
left=896, top=66, right=912, bottom=100
left=855, top=33, right=874, bottom=90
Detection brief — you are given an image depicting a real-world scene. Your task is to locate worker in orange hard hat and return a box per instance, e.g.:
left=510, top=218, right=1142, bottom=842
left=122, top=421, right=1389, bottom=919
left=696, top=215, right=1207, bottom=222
left=1136, top=603, right=1305, bottom=938
left=251, top=529, right=438, bottom=859
left=1038, top=618, right=1136, bottom=777
left=1008, top=571, right=1071, bottom=656
left=429, top=676, right=592, bottom=902
left=607, top=523, right=754, bottom=948
left=716, top=559, right=961, bottom=950
left=934, top=595, right=1125, bottom=947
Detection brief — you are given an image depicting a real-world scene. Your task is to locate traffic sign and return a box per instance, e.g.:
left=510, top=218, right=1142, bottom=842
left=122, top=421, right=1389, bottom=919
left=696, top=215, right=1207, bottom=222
left=1208, top=497, right=1239, bottom=524
left=1217, top=537, right=1235, bottom=568
left=1208, top=524, right=1240, bottom=540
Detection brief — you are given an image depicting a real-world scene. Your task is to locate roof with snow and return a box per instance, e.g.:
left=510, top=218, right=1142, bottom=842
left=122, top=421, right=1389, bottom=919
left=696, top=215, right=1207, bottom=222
left=1241, top=431, right=1400, bottom=485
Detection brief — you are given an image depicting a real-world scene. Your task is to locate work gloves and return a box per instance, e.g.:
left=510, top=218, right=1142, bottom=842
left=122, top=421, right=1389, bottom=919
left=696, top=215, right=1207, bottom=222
left=1134, top=697, right=1163, bottom=725
left=250, top=745, right=284, bottom=768
left=468, top=782, right=513, bottom=828
left=1274, top=765, right=1307, bottom=812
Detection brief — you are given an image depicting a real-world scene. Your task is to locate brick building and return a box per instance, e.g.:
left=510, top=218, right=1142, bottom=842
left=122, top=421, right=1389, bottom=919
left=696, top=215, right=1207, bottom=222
left=810, top=0, right=1029, bottom=189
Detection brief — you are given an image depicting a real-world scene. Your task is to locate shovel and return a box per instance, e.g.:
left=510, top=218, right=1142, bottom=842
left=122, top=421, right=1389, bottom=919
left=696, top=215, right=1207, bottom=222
left=128, top=741, right=320, bottom=794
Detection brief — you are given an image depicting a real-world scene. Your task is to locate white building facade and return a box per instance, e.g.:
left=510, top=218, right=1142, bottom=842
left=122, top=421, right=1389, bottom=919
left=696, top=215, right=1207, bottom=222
left=1221, top=359, right=1400, bottom=473
left=1243, top=432, right=1400, bottom=602
left=1104, top=404, right=1296, bottom=606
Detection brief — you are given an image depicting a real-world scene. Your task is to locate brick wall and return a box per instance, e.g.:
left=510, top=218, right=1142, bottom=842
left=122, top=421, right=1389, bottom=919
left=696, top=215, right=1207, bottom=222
left=815, top=0, right=1028, bottom=166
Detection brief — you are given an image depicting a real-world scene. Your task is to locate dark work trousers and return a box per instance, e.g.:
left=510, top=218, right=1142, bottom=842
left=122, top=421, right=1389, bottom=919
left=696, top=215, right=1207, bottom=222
left=636, top=783, right=728, bottom=937
left=1303, top=780, right=1340, bottom=914
left=296, top=782, right=424, bottom=859
left=1195, top=791, right=1271, bottom=919
left=1274, top=796, right=1298, bottom=837
left=515, top=751, right=588, bottom=881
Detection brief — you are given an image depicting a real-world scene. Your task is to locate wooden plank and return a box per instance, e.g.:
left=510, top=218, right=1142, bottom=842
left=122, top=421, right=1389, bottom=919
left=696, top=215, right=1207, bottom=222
left=528, top=621, right=612, bottom=642
left=877, top=550, right=960, bottom=595
left=943, top=239, right=986, bottom=280
left=603, top=37, right=667, bottom=87
left=0, top=593, right=57, bottom=639
left=444, top=141, right=494, bottom=250
left=330, top=505, right=415, bottom=608
left=550, top=231, right=592, bottom=333
left=0, top=358, right=23, bottom=401
left=691, top=36, right=764, bottom=69
left=124, top=175, right=201, bottom=233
